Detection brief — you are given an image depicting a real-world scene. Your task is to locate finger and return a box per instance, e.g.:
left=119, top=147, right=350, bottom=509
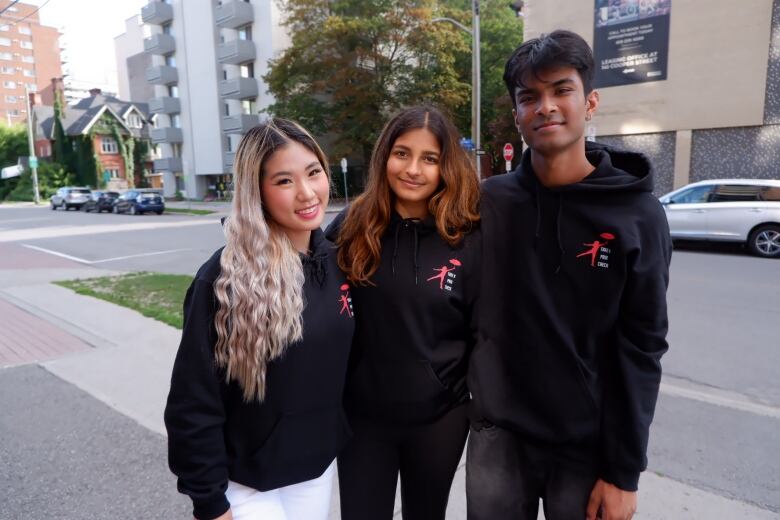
left=586, top=493, right=600, bottom=520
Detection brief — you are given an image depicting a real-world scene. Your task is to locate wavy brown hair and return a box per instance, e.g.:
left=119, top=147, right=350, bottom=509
left=336, top=106, right=479, bottom=285
left=213, top=119, right=330, bottom=402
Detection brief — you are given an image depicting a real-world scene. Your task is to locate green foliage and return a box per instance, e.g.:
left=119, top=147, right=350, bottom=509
left=5, top=161, right=74, bottom=202
left=133, top=139, right=151, bottom=188
left=266, top=0, right=471, bottom=168
left=55, top=272, right=192, bottom=330
left=0, top=124, right=28, bottom=200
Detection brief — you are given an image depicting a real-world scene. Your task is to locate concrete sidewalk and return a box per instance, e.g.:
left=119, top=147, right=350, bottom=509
left=1, top=268, right=777, bottom=518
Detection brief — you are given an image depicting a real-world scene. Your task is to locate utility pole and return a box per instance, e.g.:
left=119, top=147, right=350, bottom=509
left=24, top=86, right=40, bottom=205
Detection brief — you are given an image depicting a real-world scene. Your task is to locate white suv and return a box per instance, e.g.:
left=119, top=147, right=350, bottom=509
left=659, top=179, right=780, bottom=258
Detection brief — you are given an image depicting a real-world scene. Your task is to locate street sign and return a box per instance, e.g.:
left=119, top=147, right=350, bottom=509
left=28, top=156, right=38, bottom=169
left=502, top=143, right=514, bottom=161
left=460, top=137, right=474, bottom=151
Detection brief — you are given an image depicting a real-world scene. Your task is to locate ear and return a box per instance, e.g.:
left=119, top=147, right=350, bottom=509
left=585, top=90, right=600, bottom=118
left=512, top=108, right=521, bottom=132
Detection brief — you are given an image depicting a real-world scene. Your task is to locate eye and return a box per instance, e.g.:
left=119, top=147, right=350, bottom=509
left=275, top=178, right=293, bottom=186
left=424, top=155, right=439, bottom=164
left=308, top=168, right=322, bottom=177
left=517, top=96, right=533, bottom=104
left=393, top=150, right=408, bottom=158
left=556, top=88, right=573, bottom=95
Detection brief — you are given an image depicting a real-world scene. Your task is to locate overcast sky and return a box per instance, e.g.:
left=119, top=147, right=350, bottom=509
left=30, top=0, right=148, bottom=93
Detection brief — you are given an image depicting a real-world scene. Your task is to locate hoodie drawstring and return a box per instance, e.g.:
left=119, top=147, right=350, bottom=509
left=391, top=222, right=402, bottom=277
left=533, top=181, right=566, bottom=275
left=534, top=182, right=542, bottom=250
left=554, top=195, right=565, bottom=275
left=413, top=225, right=419, bottom=285
left=391, top=219, right=421, bottom=285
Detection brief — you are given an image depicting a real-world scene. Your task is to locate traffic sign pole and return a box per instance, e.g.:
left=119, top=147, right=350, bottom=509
left=340, top=158, right=349, bottom=204
left=503, top=143, right=514, bottom=173
left=25, top=86, right=40, bottom=204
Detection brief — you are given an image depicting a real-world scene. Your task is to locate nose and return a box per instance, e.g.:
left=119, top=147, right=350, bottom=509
left=296, top=178, right=317, bottom=201
left=534, top=94, right=557, bottom=117
left=406, top=157, right=422, bottom=177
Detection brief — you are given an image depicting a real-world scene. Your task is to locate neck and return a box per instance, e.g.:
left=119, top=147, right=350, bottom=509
left=394, top=199, right=428, bottom=220
left=530, top=137, right=595, bottom=188
left=286, top=229, right=312, bottom=254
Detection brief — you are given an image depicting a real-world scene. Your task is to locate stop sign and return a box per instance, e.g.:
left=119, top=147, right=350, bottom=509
left=503, top=143, right=514, bottom=161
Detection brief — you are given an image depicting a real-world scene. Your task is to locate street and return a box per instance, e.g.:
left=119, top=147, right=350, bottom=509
left=1, top=203, right=778, bottom=519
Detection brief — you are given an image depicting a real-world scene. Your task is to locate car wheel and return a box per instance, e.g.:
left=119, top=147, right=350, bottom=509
left=130, top=205, right=137, bottom=215
left=50, top=202, right=56, bottom=210
left=156, top=210, right=163, bottom=215
left=748, top=225, right=780, bottom=258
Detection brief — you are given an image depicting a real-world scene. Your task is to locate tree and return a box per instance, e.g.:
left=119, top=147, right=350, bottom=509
left=265, top=0, right=471, bottom=170
left=6, top=161, right=74, bottom=202
left=0, top=124, right=29, bottom=201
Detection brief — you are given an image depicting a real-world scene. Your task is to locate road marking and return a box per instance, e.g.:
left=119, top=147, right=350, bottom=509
left=660, top=381, right=780, bottom=420
left=0, top=217, right=50, bottom=224
left=0, top=219, right=221, bottom=243
left=21, top=244, right=192, bottom=265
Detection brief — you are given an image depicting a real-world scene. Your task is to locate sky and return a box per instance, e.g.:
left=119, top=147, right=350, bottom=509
left=30, top=0, right=148, bottom=93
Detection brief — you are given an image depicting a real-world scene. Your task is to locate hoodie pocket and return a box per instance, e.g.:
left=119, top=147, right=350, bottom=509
left=350, top=358, right=452, bottom=406
left=244, top=406, right=351, bottom=491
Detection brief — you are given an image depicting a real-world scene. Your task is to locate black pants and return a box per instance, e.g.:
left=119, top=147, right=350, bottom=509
left=466, top=421, right=599, bottom=520
left=338, top=404, right=469, bottom=520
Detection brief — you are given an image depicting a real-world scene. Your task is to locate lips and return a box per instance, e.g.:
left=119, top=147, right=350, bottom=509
left=399, top=178, right=424, bottom=188
left=534, top=121, right=564, bottom=131
left=295, top=203, right=320, bottom=219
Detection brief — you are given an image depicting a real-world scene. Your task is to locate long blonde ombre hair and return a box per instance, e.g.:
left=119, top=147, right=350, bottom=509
left=214, top=119, right=330, bottom=402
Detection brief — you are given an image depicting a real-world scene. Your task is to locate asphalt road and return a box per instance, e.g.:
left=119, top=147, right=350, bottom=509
left=1, top=204, right=779, bottom=514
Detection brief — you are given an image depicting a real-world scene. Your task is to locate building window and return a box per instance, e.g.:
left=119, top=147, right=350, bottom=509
left=238, top=25, right=252, bottom=41
left=18, top=26, right=31, bottom=35
left=0, top=66, right=13, bottom=74
left=0, top=52, right=11, bottom=60
left=127, top=113, right=143, bottom=128
left=101, top=137, right=119, bottom=154
left=21, top=55, right=33, bottom=63
left=3, top=80, right=16, bottom=88
left=26, top=83, right=36, bottom=91
left=164, top=53, right=176, bottom=67
left=224, top=103, right=229, bottom=116
left=222, top=69, right=227, bottom=80
left=167, top=84, right=179, bottom=97
left=20, top=41, right=32, bottom=50
left=107, top=168, right=120, bottom=179
left=171, top=113, right=181, bottom=128
left=0, top=25, right=8, bottom=32
left=241, top=99, right=255, bottom=115
left=162, top=23, right=173, bottom=36
left=22, top=69, right=34, bottom=77
left=172, top=143, right=182, bottom=157
left=240, top=62, right=254, bottom=78
left=7, top=109, right=19, bottom=116
left=0, top=38, right=10, bottom=46
left=5, top=95, right=17, bottom=102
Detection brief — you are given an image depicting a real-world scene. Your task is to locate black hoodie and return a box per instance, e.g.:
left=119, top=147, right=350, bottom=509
left=327, top=210, right=480, bottom=425
left=164, top=229, right=354, bottom=520
left=470, top=142, right=671, bottom=491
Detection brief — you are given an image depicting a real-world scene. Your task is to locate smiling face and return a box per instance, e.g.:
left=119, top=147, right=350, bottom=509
left=385, top=127, right=442, bottom=219
left=512, top=66, right=599, bottom=157
left=260, top=140, right=330, bottom=251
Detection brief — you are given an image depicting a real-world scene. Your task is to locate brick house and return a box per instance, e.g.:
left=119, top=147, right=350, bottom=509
left=32, top=88, right=154, bottom=190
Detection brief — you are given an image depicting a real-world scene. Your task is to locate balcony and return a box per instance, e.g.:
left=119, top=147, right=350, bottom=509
left=144, top=34, right=176, bottom=55
left=141, top=1, right=173, bottom=25
left=223, top=114, right=260, bottom=134
left=146, top=65, right=178, bottom=85
left=215, top=1, right=254, bottom=29
left=153, top=157, right=183, bottom=173
left=224, top=152, right=235, bottom=172
left=150, top=127, right=183, bottom=144
left=219, top=77, right=258, bottom=100
left=148, top=96, right=181, bottom=114
left=216, top=39, right=256, bottom=65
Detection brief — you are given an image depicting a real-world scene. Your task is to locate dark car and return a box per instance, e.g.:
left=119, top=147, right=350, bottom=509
left=113, top=190, right=165, bottom=215
left=50, top=187, right=92, bottom=210
left=83, top=191, right=120, bottom=213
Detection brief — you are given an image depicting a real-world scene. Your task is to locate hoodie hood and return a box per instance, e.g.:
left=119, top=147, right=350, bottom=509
left=388, top=211, right=437, bottom=285
left=517, top=140, right=654, bottom=194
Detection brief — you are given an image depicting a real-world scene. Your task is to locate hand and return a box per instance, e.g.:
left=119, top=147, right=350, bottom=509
left=586, top=479, right=637, bottom=520
left=194, top=510, right=232, bottom=520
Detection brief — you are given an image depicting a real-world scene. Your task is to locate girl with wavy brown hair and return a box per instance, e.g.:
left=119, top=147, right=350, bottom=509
left=326, top=105, right=481, bottom=520
left=164, top=119, right=354, bottom=520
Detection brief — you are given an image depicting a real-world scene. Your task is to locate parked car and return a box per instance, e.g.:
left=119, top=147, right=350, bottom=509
left=659, top=179, right=780, bottom=258
left=113, top=189, right=165, bottom=215
left=50, top=187, right=92, bottom=211
left=82, top=191, right=120, bottom=213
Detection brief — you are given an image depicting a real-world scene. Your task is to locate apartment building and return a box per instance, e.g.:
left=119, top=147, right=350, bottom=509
left=0, top=0, right=62, bottom=124
left=115, top=15, right=155, bottom=103
left=523, top=0, right=780, bottom=195
left=139, top=0, right=287, bottom=198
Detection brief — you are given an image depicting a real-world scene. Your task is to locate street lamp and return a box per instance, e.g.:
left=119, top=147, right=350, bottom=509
left=432, top=0, right=482, bottom=180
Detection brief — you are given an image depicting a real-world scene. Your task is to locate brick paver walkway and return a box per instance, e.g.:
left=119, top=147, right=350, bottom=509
left=0, top=297, right=90, bottom=367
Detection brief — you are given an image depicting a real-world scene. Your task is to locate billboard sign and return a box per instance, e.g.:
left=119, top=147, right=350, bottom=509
left=593, top=0, right=672, bottom=88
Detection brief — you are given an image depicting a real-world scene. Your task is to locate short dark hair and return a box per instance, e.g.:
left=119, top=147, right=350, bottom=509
left=503, top=30, right=595, bottom=107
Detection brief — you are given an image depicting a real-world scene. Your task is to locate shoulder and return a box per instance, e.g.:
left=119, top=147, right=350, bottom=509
left=193, top=247, right=225, bottom=285
left=324, top=207, right=349, bottom=242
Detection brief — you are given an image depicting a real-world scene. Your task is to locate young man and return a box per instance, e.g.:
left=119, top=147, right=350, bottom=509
left=467, top=30, right=671, bottom=520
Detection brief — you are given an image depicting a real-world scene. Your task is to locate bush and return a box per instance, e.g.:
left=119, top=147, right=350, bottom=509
left=6, top=161, right=75, bottom=202
left=0, top=125, right=28, bottom=201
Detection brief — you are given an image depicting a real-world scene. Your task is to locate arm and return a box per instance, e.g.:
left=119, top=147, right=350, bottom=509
left=600, top=203, right=672, bottom=491
left=164, top=279, right=231, bottom=520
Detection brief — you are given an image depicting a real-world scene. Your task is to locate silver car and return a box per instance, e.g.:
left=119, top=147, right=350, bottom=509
left=659, top=179, right=780, bottom=258
left=50, top=187, right=92, bottom=211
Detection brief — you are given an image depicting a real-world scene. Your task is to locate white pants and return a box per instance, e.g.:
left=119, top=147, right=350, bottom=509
left=225, top=461, right=335, bottom=520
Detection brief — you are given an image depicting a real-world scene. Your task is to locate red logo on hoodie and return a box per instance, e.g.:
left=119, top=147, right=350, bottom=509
left=426, top=259, right=461, bottom=291
left=576, top=233, right=615, bottom=268
left=338, top=284, right=353, bottom=318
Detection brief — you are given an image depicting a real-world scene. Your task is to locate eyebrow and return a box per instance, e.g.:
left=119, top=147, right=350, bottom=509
left=392, top=144, right=440, bottom=155
left=268, top=161, right=321, bottom=179
left=516, top=77, right=576, bottom=95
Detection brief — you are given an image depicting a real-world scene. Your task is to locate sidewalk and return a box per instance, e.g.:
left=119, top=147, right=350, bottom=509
left=166, top=199, right=347, bottom=216
left=1, top=265, right=778, bottom=518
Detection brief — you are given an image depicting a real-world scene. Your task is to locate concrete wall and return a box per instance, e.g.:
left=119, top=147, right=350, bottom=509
left=524, top=0, right=775, bottom=136
left=596, top=132, right=676, bottom=195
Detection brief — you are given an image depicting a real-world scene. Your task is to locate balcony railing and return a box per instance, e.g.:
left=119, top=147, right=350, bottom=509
left=141, top=1, right=173, bottom=25
left=148, top=96, right=181, bottom=114
left=146, top=65, right=178, bottom=85
left=219, top=77, right=258, bottom=100
left=150, top=127, right=183, bottom=144
left=216, top=39, right=256, bottom=65
left=144, top=34, right=176, bottom=55
left=153, top=156, right=183, bottom=172
left=222, top=114, right=260, bottom=134
left=215, top=1, right=254, bottom=29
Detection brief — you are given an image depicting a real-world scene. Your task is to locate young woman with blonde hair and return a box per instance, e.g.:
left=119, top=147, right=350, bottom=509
left=327, top=105, right=481, bottom=519
left=165, top=119, right=354, bottom=520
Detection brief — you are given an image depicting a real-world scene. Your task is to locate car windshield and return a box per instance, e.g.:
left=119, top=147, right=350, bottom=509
left=669, top=185, right=712, bottom=204
left=72, top=189, right=91, bottom=194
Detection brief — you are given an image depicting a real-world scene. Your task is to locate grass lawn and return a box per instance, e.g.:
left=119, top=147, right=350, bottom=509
left=165, top=207, right=216, bottom=215
left=55, top=272, right=193, bottom=329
